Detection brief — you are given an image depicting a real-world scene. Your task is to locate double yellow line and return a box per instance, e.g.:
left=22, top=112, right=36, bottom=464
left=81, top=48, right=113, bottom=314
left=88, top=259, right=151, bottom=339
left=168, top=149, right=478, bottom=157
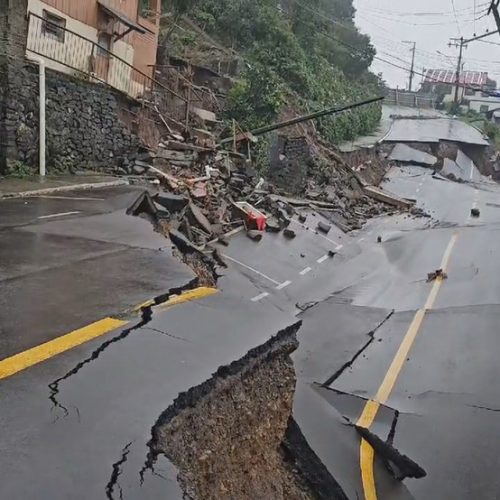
left=0, top=287, right=217, bottom=381
left=356, top=233, right=459, bottom=499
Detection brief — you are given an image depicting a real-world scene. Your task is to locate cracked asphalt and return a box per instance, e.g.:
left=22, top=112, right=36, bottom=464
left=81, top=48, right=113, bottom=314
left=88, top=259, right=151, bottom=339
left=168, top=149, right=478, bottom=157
left=2, top=165, right=500, bottom=499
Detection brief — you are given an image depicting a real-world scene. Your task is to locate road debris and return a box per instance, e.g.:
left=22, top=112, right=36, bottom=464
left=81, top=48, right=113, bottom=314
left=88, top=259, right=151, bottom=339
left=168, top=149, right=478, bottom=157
left=124, top=120, right=412, bottom=283
left=389, top=143, right=437, bottom=167
left=317, top=221, right=331, bottom=234
left=427, top=269, right=448, bottom=282
left=246, top=230, right=263, bottom=242
left=354, top=425, right=426, bottom=480
left=377, top=236, right=382, bottom=243
left=471, top=208, right=480, bottom=218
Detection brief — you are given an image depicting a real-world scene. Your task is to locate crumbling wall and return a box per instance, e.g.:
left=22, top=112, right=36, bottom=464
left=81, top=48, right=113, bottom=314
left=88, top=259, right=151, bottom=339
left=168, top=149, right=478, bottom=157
left=145, top=323, right=333, bottom=500
left=1, top=61, right=146, bottom=174
left=342, top=148, right=389, bottom=186
left=269, top=136, right=311, bottom=194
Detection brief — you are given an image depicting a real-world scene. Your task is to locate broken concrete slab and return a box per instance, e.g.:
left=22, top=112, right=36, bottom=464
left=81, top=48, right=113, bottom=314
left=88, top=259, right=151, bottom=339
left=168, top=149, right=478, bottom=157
left=456, top=150, right=481, bottom=182
left=383, top=118, right=490, bottom=146
left=389, top=144, right=437, bottom=166
left=126, top=191, right=158, bottom=218
left=363, top=185, right=413, bottom=209
left=189, top=202, right=213, bottom=235
left=354, top=425, right=426, bottom=480
left=154, top=193, right=189, bottom=212
left=441, top=158, right=466, bottom=181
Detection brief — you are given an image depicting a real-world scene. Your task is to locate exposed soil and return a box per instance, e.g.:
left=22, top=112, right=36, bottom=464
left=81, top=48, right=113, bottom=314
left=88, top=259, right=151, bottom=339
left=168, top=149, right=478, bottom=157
left=146, top=323, right=318, bottom=500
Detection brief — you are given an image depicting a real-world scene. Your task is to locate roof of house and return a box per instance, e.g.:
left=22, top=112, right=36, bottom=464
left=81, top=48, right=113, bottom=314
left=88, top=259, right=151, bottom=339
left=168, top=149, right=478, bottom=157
left=423, top=69, right=488, bottom=86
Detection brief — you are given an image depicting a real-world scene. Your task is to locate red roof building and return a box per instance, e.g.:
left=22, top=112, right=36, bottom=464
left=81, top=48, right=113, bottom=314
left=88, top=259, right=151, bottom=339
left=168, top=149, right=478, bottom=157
left=423, top=69, right=488, bottom=87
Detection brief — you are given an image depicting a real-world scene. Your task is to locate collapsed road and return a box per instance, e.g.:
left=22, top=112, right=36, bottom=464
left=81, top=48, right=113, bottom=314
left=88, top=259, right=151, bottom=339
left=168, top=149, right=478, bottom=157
left=2, top=112, right=500, bottom=499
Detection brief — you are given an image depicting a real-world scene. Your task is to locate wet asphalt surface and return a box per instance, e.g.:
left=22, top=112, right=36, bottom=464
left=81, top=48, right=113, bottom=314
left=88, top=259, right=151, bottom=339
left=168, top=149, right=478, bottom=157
left=0, top=186, right=194, bottom=357
left=2, top=167, right=500, bottom=499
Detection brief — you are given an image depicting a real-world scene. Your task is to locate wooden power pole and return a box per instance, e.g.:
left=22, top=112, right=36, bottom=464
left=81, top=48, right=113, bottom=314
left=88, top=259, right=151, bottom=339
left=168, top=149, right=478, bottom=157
left=450, top=37, right=465, bottom=109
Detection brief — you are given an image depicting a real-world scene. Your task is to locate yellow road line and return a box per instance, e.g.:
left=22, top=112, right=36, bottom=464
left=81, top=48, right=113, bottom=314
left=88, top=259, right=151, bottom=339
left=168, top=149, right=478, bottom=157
left=133, top=287, right=218, bottom=312
left=0, top=287, right=217, bottom=380
left=0, top=318, right=127, bottom=380
left=154, top=286, right=218, bottom=310
left=357, top=233, right=459, bottom=499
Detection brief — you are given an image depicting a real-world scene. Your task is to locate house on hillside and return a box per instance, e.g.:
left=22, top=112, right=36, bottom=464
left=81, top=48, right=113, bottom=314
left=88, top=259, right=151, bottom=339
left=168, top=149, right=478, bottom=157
left=21, top=0, right=161, bottom=98
left=420, top=69, right=497, bottom=108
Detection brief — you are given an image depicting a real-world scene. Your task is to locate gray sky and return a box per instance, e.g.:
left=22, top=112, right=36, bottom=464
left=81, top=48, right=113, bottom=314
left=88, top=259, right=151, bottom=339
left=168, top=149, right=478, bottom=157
left=353, top=0, right=500, bottom=89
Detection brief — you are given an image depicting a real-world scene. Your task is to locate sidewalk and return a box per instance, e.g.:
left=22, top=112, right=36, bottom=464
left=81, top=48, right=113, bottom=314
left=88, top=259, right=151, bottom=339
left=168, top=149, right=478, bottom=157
left=0, top=174, right=128, bottom=198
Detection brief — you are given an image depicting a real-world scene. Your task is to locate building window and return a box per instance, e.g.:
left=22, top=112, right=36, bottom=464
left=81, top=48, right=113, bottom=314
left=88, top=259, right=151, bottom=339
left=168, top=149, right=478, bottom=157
left=42, top=10, right=66, bottom=43
left=465, top=88, right=475, bottom=96
left=480, top=104, right=489, bottom=113
left=97, top=32, right=112, bottom=57
left=138, top=0, right=158, bottom=18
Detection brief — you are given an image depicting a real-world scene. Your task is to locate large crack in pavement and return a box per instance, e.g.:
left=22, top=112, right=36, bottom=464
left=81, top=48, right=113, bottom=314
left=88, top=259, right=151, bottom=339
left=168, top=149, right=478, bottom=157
left=322, top=310, right=395, bottom=387
left=140, top=321, right=349, bottom=499
left=105, top=441, right=134, bottom=500
left=47, top=278, right=200, bottom=418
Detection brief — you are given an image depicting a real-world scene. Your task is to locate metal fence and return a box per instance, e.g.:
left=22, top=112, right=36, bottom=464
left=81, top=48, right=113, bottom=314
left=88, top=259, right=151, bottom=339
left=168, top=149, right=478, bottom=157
left=385, top=89, right=436, bottom=109
left=26, top=11, right=179, bottom=102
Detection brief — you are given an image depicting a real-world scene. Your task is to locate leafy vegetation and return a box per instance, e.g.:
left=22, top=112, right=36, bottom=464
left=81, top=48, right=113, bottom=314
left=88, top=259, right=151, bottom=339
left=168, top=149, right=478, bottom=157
left=482, top=121, right=500, bottom=149
left=162, top=0, right=384, bottom=143
left=6, top=160, right=34, bottom=178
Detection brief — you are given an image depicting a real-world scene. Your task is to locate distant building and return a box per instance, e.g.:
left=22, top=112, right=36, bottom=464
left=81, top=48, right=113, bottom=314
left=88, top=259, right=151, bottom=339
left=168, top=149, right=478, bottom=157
left=22, top=0, right=161, bottom=97
left=420, top=69, right=491, bottom=104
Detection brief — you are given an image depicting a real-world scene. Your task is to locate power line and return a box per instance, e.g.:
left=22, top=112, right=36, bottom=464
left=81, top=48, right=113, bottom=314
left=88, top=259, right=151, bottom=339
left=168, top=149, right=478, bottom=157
left=356, top=1, right=489, bottom=17
left=357, top=11, right=484, bottom=27
left=451, top=0, right=462, bottom=34
left=274, top=3, right=497, bottom=94
left=477, top=38, right=500, bottom=45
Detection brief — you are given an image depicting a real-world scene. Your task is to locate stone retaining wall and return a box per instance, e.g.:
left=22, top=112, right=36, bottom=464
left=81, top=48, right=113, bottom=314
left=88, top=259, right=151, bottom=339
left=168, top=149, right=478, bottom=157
left=0, top=61, right=145, bottom=175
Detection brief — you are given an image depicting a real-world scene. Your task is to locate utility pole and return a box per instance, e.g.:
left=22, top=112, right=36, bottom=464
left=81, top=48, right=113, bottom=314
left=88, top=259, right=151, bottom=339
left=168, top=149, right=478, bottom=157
left=488, top=1, right=500, bottom=36
left=450, top=37, right=465, bottom=109
left=403, top=41, right=416, bottom=92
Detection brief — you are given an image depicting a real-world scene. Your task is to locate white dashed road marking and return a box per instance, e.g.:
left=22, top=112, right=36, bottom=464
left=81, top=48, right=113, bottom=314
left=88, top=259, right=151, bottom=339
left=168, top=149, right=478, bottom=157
left=276, top=280, right=292, bottom=290
left=38, top=211, right=81, bottom=219
left=35, top=195, right=104, bottom=201
left=251, top=292, right=269, bottom=302
left=317, top=255, right=328, bottom=264
left=224, top=255, right=280, bottom=285
left=300, top=267, right=312, bottom=275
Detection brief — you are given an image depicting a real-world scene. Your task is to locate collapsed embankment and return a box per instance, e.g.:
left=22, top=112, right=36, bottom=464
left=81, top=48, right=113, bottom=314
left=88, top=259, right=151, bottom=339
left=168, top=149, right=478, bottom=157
left=142, top=322, right=347, bottom=500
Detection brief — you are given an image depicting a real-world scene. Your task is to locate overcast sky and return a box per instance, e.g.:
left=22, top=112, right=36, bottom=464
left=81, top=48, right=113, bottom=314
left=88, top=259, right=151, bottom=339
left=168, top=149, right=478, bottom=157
left=353, top=0, right=500, bottom=89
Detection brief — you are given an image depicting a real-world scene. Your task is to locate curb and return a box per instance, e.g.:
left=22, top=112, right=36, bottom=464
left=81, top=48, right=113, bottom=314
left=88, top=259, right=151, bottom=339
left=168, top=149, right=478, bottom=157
left=0, top=179, right=129, bottom=199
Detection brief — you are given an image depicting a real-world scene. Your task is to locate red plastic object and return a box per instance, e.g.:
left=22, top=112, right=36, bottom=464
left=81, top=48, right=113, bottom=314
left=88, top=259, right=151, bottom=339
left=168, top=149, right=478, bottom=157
left=247, top=211, right=266, bottom=231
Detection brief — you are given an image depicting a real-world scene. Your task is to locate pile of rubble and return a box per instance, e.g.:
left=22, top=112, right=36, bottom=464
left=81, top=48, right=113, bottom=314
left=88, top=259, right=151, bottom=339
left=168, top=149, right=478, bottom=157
left=126, top=132, right=416, bottom=281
